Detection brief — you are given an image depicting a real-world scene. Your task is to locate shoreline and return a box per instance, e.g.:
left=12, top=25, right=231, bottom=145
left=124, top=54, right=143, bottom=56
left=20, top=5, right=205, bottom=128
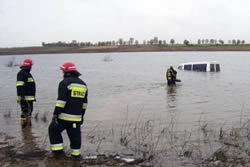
left=1, top=119, right=250, bottom=167
left=1, top=44, right=250, bottom=55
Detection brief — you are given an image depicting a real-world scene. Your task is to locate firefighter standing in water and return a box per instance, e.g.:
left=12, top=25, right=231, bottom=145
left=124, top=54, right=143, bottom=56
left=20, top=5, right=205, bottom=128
left=16, top=59, right=36, bottom=128
left=49, top=62, right=88, bottom=157
left=166, top=66, right=178, bottom=85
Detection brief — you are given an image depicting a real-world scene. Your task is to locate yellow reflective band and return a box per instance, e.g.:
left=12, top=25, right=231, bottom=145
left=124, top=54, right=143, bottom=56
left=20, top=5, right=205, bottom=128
left=72, top=152, right=81, bottom=156
left=27, top=78, right=34, bottom=82
left=51, top=146, right=64, bottom=151
left=58, top=113, right=82, bottom=122
left=68, top=83, right=86, bottom=90
left=16, top=81, right=25, bottom=86
left=20, top=118, right=27, bottom=120
left=25, top=97, right=35, bottom=101
left=56, top=103, right=65, bottom=108
left=73, top=123, right=76, bottom=128
left=16, top=83, right=24, bottom=86
left=71, top=151, right=81, bottom=156
left=55, top=100, right=66, bottom=108
left=56, top=104, right=65, bottom=108
left=71, top=87, right=87, bottom=98
left=51, top=143, right=64, bottom=151
left=58, top=115, right=82, bottom=122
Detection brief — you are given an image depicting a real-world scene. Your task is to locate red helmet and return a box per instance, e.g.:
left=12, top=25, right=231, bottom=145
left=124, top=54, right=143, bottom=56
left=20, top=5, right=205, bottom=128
left=60, top=62, right=78, bottom=72
left=21, top=59, right=33, bottom=67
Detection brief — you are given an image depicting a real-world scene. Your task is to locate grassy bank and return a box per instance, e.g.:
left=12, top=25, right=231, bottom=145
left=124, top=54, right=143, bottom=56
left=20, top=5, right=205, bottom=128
left=1, top=44, right=250, bottom=55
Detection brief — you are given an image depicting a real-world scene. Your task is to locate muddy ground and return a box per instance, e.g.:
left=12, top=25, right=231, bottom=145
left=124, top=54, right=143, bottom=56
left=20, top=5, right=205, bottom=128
left=0, top=132, right=152, bottom=167
left=2, top=124, right=250, bottom=167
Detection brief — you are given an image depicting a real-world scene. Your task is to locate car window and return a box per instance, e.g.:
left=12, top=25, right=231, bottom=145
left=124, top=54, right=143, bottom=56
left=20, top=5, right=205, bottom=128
left=193, top=64, right=207, bottom=71
left=216, top=64, right=220, bottom=72
left=184, top=64, right=192, bottom=70
left=210, top=64, right=215, bottom=72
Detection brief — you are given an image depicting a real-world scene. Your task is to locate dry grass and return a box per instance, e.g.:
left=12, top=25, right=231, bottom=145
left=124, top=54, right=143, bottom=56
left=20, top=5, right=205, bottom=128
left=2, top=106, right=250, bottom=167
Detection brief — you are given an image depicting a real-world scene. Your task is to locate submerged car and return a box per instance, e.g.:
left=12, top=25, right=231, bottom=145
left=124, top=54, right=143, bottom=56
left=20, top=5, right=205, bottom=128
left=178, top=61, right=220, bottom=72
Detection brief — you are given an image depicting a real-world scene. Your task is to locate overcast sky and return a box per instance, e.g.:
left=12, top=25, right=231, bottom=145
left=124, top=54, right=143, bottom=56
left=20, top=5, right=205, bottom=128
left=0, top=0, right=250, bottom=47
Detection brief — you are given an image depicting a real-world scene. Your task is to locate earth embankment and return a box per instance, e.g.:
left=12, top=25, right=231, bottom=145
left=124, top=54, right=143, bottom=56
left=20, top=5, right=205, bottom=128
left=1, top=44, right=250, bottom=55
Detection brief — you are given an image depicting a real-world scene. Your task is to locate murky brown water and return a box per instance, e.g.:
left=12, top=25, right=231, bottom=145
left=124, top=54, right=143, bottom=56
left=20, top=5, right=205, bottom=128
left=1, top=52, right=250, bottom=154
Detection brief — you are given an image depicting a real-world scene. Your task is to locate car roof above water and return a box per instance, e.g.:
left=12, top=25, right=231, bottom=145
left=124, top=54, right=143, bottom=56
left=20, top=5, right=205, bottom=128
left=178, top=61, right=220, bottom=72
left=179, top=61, right=219, bottom=66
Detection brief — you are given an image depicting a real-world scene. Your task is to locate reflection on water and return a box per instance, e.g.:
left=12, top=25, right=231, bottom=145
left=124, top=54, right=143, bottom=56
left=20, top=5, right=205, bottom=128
left=20, top=128, right=39, bottom=152
left=166, top=85, right=177, bottom=110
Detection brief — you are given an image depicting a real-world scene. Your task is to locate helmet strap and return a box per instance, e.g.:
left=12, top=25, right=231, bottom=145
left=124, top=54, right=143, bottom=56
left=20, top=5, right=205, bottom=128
left=63, top=72, right=71, bottom=78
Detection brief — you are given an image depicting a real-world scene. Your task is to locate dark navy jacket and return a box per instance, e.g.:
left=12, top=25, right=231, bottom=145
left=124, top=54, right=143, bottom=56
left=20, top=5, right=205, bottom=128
left=16, top=67, right=36, bottom=101
left=54, top=75, right=88, bottom=123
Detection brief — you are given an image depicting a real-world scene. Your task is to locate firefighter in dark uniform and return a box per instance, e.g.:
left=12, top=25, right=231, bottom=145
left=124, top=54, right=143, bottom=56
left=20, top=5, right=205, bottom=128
left=166, top=66, right=177, bottom=85
left=48, top=62, right=88, bottom=157
left=16, top=59, right=36, bottom=128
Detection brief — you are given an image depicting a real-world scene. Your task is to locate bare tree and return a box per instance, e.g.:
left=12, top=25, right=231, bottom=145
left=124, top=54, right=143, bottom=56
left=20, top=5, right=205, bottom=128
left=184, top=40, right=190, bottom=46
left=219, top=40, right=224, bottom=45
left=210, top=39, right=215, bottom=44
left=118, top=38, right=124, bottom=45
left=170, top=39, right=175, bottom=45
left=153, top=37, right=158, bottom=45
left=158, top=40, right=162, bottom=45
left=163, top=40, right=167, bottom=45
left=72, top=40, right=77, bottom=44
left=197, top=39, right=201, bottom=44
left=236, top=39, right=241, bottom=45
left=150, top=39, right=154, bottom=45
left=129, top=37, right=134, bottom=45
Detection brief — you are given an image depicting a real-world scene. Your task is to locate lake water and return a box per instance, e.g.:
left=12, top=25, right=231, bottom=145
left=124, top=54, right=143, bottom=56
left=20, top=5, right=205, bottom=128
left=1, top=51, right=250, bottom=154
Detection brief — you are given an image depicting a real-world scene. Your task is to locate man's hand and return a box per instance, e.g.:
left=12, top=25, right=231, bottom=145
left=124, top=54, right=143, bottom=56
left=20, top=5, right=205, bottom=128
left=17, top=96, right=25, bottom=103
left=52, top=115, right=59, bottom=126
left=80, top=115, right=84, bottom=125
left=20, top=96, right=26, bottom=102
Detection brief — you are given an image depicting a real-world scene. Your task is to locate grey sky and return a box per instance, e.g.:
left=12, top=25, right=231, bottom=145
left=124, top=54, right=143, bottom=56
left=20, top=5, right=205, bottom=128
left=0, top=0, right=249, bottom=47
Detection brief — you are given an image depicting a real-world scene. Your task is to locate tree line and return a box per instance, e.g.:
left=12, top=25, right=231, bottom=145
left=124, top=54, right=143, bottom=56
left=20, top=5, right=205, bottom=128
left=42, top=37, right=247, bottom=47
